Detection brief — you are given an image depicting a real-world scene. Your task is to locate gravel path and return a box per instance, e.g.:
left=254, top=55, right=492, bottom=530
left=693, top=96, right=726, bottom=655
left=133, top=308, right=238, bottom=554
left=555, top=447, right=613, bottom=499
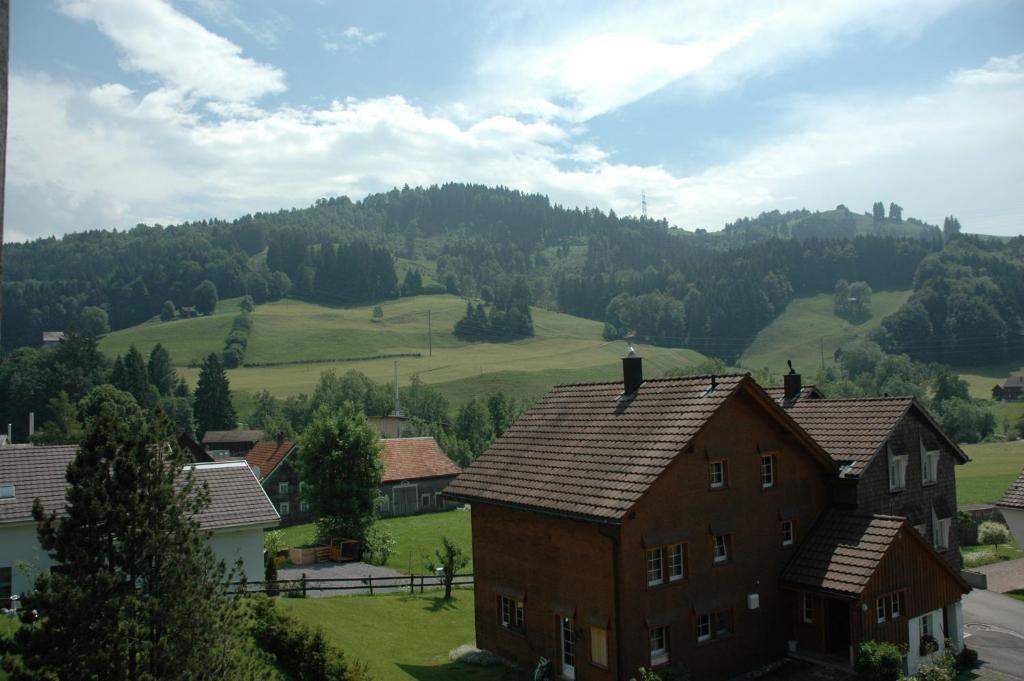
left=975, top=557, right=1024, bottom=593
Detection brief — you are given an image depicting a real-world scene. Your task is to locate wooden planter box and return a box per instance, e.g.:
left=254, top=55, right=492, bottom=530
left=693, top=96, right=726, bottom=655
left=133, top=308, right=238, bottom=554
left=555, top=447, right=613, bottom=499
left=288, top=547, right=321, bottom=565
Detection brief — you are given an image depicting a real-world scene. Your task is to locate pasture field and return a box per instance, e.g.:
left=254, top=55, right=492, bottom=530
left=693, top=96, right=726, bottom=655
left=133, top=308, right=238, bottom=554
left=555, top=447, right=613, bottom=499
left=957, top=440, right=1024, bottom=506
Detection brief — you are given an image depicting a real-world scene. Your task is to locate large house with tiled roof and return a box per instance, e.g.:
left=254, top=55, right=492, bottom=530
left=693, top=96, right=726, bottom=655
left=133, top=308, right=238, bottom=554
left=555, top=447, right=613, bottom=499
left=1, top=444, right=279, bottom=606
left=380, top=437, right=461, bottom=516
left=245, top=438, right=311, bottom=526
left=445, top=355, right=969, bottom=681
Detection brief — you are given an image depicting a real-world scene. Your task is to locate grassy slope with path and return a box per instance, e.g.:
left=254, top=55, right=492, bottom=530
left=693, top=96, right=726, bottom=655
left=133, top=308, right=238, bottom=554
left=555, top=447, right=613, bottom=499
left=101, top=294, right=708, bottom=411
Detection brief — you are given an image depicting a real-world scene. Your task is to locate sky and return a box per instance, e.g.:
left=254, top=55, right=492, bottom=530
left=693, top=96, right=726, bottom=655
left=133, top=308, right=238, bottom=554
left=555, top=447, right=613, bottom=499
left=5, top=0, right=1024, bottom=242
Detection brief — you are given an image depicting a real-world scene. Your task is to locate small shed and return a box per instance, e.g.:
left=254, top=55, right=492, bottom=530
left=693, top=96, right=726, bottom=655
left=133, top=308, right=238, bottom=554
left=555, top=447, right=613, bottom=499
left=40, top=331, right=65, bottom=348
left=992, top=375, right=1024, bottom=401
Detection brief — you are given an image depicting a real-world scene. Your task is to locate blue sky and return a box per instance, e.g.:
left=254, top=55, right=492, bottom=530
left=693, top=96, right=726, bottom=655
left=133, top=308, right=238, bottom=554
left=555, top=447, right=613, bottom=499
left=5, top=0, right=1024, bottom=241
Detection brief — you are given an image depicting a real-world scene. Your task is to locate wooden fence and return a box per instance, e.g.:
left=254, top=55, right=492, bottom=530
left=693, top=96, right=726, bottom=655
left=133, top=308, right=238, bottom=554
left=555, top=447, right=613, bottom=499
left=228, top=572, right=474, bottom=597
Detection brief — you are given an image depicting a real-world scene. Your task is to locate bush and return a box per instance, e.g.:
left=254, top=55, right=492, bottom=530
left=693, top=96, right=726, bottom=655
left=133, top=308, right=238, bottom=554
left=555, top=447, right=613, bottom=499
left=915, top=663, right=953, bottom=681
left=956, top=646, right=979, bottom=669
left=160, top=300, right=177, bottom=321
left=362, top=525, right=396, bottom=566
left=855, top=640, right=903, bottom=681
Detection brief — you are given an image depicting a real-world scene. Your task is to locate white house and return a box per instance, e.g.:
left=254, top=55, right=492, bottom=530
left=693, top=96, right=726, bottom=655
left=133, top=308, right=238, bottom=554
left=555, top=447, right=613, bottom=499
left=1, top=444, right=279, bottom=605
left=996, top=468, right=1024, bottom=549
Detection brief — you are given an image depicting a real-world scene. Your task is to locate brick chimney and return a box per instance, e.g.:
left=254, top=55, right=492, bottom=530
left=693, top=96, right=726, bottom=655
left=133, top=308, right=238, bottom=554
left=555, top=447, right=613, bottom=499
left=783, top=362, right=802, bottom=401
left=622, top=350, right=643, bottom=395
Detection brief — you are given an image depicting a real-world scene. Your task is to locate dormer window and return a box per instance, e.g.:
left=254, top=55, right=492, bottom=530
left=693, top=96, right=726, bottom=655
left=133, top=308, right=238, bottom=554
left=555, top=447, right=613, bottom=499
left=887, top=445, right=907, bottom=492
left=0, top=484, right=14, bottom=499
left=920, top=438, right=939, bottom=486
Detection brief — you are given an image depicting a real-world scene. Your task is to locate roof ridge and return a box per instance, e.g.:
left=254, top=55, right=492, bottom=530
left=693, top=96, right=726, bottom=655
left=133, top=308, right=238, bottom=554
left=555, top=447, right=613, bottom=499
left=551, top=373, right=748, bottom=389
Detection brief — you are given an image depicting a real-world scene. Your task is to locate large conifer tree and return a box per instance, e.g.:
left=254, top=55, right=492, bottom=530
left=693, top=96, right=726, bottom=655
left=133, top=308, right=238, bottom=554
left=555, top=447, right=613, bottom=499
left=193, top=352, right=237, bottom=437
left=1, top=386, right=261, bottom=681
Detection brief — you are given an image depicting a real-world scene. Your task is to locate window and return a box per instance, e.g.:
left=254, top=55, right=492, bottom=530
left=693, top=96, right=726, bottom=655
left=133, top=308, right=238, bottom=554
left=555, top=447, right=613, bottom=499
left=278, top=481, right=289, bottom=495
left=877, top=591, right=905, bottom=622
left=279, top=501, right=290, bottom=515
left=803, top=593, right=814, bottom=623
left=709, top=460, right=727, bottom=489
left=921, top=439, right=939, bottom=485
left=888, top=445, right=908, bottom=491
left=590, top=626, right=608, bottom=668
left=646, top=548, right=664, bottom=585
left=891, top=592, right=904, bottom=619
left=782, top=521, right=794, bottom=547
left=435, top=492, right=444, bottom=508
left=498, top=595, right=524, bottom=632
left=0, top=566, right=12, bottom=608
left=696, top=615, right=711, bottom=642
left=876, top=598, right=886, bottom=623
left=667, top=544, right=685, bottom=581
left=934, top=517, right=952, bottom=551
left=920, top=612, right=932, bottom=638
left=713, top=535, right=731, bottom=564
left=650, top=626, right=668, bottom=665
left=760, top=455, right=776, bottom=488
left=421, top=494, right=431, bottom=508
left=299, top=500, right=309, bottom=513
left=714, top=610, right=733, bottom=637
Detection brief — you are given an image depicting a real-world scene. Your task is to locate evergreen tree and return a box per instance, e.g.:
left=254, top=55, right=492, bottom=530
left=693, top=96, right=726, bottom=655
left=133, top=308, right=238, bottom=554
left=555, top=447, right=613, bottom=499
left=872, top=201, right=885, bottom=222
left=115, top=345, right=151, bottom=408
left=29, top=391, right=84, bottom=445
left=1, top=386, right=260, bottom=681
left=148, top=343, right=176, bottom=396
left=193, top=353, right=237, bottom=437
left=453, top=398, right=493, bottom=465
left=297, top=403, right=383, bottom=543
left=888, top=202, right=903, bottom=222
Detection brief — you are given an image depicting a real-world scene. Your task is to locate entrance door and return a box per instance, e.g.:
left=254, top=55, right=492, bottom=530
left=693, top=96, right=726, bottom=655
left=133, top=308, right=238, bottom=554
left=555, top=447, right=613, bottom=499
left=560, top=617, right=576, bottom=679
left=825, top=599, right=851, bottom=658
left=392, top=485, right=418, bottom=516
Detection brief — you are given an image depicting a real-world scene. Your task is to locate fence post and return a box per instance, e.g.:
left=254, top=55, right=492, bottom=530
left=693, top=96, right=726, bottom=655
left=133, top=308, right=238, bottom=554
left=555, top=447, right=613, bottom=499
left=409, top=574, right=414, bottom=594
left=368, top=575, right=374, bottom=596
left=301, top=573, right=307, bottom=599
left=420, top=575, right=424, bottom=593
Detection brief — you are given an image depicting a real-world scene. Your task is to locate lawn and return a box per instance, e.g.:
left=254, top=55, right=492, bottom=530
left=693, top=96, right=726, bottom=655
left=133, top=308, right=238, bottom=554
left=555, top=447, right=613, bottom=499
left=272, top=509, right=474, bottom=574
left=960, top=536, right=1024, bottom=568
left=737, top=289, right=912, bottom=378
left=279, top=590, right=525, bottom=681
left=101, top=294, right=709, bottom=412
left=957, top=441, right=1024, bottom=506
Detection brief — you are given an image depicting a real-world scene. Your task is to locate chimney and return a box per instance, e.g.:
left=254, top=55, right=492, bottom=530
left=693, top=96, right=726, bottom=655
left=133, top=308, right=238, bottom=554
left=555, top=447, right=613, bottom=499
left=28, top=412, right=35, bottom=437
left=622, top=350, right=643, bottom=395
left=783, top=362, right=802, bottom=401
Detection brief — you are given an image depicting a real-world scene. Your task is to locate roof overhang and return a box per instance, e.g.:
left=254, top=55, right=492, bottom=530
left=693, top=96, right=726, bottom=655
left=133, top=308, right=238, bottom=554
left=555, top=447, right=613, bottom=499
left=441, top=492, right=623, bottom=527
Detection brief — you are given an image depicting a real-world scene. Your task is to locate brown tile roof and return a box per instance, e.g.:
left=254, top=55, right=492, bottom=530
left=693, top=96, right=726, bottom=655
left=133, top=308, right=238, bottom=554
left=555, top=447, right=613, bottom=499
left=245, top=440, right=296, bottom=481
left=0, top=446, right=278, bottom=530
left=381, top=437, right=460, bottom=483
left=782, top=512, right=904, bottom=596
left=0, top=445, right=77, bottom=523
left=997, top=468, right=1024, bottom=510
left=762, top=385, right=823, bottom=405
left=445, top=374, right=833, bottom=522
left=202, top=430, right=264, bottom=446
left=997, top=376, right=1024, bottom=389
left=782, top=397, right=967, bottom=476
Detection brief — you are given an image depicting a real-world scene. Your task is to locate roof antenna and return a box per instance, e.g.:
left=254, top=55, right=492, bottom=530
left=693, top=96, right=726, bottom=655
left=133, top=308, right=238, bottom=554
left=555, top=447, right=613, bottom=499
left=787, top=359, right=795, bottom=375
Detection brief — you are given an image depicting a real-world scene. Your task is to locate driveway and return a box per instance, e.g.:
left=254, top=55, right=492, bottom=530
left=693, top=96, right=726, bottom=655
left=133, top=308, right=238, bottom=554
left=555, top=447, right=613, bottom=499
left=277, top=561, right=417, bottom=597
left=975, top=557, right=1024, bottom=594
left=963, top=589, right=1024, bottom=680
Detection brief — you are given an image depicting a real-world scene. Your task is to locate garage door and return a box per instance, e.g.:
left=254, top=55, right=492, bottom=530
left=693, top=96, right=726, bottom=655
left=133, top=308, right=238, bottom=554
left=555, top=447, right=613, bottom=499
left=392, top=485, right=418, bottom=516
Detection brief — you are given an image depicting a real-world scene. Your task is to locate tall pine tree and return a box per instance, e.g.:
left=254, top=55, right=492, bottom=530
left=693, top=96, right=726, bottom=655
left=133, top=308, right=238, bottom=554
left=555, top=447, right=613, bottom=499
left=193, top=353, right=237, bottom=437
left=147, top=343, right=176, bottom=396
left=1, top=386, right=262, bottom=681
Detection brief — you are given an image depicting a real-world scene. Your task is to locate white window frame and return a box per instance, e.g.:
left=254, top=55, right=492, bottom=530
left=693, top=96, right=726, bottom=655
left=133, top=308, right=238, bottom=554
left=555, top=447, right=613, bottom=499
left=590, top=626, right=608, bottom=668
left=299, top=499, right=309, bottom=513
left=667, top=544, right=684, bottom=582
left=278, top=481, right=289, bottom=495
left=499, top=595, right=524, bottom=630
left=709, top=460, right=725, bottom=489
left=803, top=593, right=813, bottom=623
left=279, top=501, right=290, bottom=515
left=650, top=626, right=668, bottom=665
left=646, top=547, right=664, bottom=586
left=696, top=614, right=711, bottom=643
left=760, top=455, right=775, bottom=488
left=713, top=535, right=730, bottom=563
left=921, top=439, right=939, bottom=485
left=876, top=597, right=886, bottom=623
left=888, top=444, right=908, bottom=491
left=782, top=520, right=794, bottom=547
left=891, top=592, right=903, bottom=619
left=933, top=515, right=952, bottom=551
left=920, top=612, right=931, bottom=638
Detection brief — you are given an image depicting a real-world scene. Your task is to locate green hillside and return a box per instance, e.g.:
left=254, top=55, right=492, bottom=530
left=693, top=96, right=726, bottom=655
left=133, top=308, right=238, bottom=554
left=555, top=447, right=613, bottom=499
left=100, top=295, right=709, bottom=410
left=737, top=289, right=913, bottom=376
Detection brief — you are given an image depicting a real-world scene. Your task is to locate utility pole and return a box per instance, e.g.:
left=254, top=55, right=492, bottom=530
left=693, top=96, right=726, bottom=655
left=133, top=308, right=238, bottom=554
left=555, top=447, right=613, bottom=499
left=427, top=309, right=432, bottom=357
left=820, top=337, right=825, bottom=374
left=0, top=0, right=9, bottom=349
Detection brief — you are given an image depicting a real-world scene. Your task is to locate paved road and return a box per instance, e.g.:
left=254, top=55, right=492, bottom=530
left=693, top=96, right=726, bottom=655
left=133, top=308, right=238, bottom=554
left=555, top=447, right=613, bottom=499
left=975, top=557, right=1024, bottom=594
left=963, top=589, right=1024, bottom=680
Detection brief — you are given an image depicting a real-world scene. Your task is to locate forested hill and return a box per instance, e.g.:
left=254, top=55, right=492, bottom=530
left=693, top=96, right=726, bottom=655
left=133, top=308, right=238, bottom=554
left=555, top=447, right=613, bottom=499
left=0, top=183, right=975, bottom=361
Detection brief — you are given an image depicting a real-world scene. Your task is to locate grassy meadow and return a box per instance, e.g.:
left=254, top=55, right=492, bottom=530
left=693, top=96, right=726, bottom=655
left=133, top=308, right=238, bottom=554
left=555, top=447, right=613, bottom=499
left=957, top=440, right=1024, bottom=506
left=737, top=289, right=912, bottom=377
left=100, top=294, right=709, bottom=411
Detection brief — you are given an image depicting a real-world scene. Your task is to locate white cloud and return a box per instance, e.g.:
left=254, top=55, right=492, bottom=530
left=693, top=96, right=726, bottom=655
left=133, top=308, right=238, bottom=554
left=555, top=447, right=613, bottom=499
left=57, top=0, right=285, bottom=101
left=322, top=26, right=384, bottom=53
left=950, top=53, right=1024, bottom=87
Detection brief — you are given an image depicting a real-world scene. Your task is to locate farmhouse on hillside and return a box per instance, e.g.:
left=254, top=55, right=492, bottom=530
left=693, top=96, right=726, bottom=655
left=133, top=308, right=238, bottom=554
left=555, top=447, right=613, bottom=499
left=0, top=445, right=279, bottom=605
left=202, top=429, right=264, bottom=456
left=996, top=468, right=1024, bottom=549
left=444, top=355, right=968, bottom=681
left=992, top=375, right=1024, bottom=401
left=379, top=437, right=461, bottom=516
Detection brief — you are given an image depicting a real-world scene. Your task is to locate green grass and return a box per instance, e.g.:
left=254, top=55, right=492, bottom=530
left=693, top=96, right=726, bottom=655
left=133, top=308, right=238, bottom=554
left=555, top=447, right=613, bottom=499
left=279, top=590, right=525, bottom=681
left=957, top=441, right=1024, bottom=506
left=101, top=294, right=709, bottom=412
left=961, top=537, right=1024, bottom=568
left=737, top=289, right=913, bottom=378
left=1007, top=589, right=1024, bottom=603
left=271, top=509, right=474, bottom=574
left=954, top=361, right=1024, bottom=400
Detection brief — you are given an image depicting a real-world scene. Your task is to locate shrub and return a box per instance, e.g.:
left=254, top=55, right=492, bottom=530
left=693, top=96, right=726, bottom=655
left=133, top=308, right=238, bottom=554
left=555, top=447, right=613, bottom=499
left=978, top=521, right=1011, bottom=558
left=855, top=640, right=903, bottom=681
left=362, top=525, right=396, bottom=566
left=161, top=300, right=177, bottom=321
left=920, top=633, right=939, bottom=657
left=956, top=646, right=979, bottom=669
left=915, top=663, right=953, bottom=681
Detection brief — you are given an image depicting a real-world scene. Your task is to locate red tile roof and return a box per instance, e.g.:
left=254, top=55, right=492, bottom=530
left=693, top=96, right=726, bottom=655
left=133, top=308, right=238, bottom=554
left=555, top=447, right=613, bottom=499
left=782, top=397, right=968, bottom=476
left=997, top=467, right=1024, bottom=510
left=444, top=374, right=834, bottom=523
left=381, top=437, right=460, bottom=483
left=245, top=440, right=296, bottom=481
left=0, top=445, right=278, bottom=530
